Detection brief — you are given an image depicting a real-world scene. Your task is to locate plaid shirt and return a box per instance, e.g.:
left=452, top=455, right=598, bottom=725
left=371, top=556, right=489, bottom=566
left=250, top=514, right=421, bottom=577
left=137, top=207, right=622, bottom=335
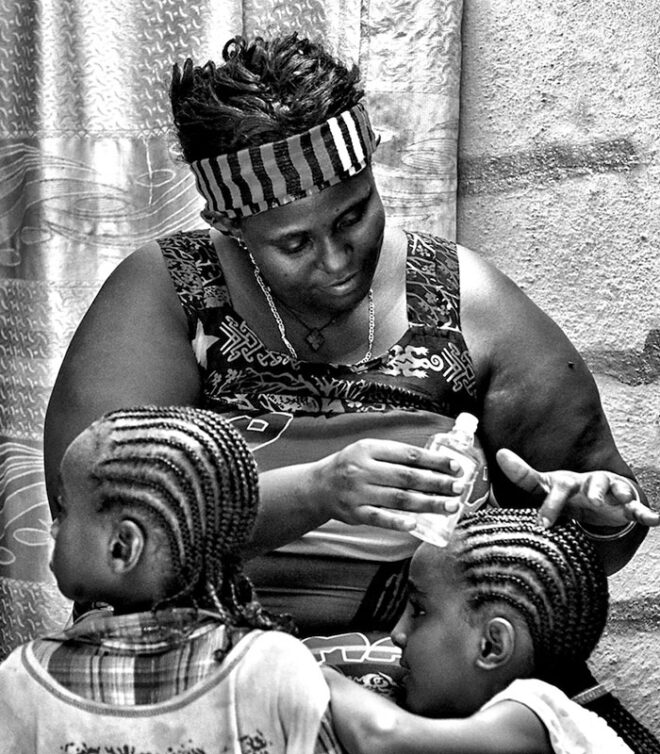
left=30, top=608, right=342, bottom=753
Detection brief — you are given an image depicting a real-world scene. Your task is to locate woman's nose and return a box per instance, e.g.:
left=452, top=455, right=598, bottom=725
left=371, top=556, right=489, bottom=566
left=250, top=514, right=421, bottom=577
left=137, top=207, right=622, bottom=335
left=318, top=237, right=350, bottom=273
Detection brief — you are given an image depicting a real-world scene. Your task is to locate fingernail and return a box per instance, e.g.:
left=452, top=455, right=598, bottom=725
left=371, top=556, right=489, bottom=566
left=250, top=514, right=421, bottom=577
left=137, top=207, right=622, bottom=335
left=540, top=516, right=551, bottom=529
left=451, top=481, right=465, bottom=494
left=449, top=460, right=460, bottom=473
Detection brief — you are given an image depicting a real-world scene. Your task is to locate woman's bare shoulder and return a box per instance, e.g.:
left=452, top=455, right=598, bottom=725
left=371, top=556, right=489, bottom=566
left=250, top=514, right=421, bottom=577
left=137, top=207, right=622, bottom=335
left=455, top=243, right=621, bottom=474
left=44, top=238, right=201, bottom=505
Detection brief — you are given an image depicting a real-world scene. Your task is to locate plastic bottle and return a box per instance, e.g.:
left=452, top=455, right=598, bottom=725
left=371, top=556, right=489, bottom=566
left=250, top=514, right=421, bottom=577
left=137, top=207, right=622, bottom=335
left=409, top=412, right=483, bottom=547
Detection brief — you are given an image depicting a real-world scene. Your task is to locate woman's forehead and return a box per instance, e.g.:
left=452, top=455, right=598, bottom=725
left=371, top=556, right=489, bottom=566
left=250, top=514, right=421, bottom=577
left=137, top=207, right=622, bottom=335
left=243, top=168, right=376, bottom=235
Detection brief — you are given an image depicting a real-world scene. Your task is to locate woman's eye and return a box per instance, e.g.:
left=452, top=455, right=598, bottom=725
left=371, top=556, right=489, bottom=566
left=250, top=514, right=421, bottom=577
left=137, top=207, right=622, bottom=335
left=279, top=237, right=309, bottom=254
left=338, top=209, right=363, bottom=229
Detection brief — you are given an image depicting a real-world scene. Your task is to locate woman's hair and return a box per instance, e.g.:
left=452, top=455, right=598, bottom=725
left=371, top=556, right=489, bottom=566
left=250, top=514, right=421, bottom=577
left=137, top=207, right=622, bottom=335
left=452, top=509, right=660, bottom=754
left=170, top=32, right=363, bottom=162
left=86, top=405, right=289, bottom=632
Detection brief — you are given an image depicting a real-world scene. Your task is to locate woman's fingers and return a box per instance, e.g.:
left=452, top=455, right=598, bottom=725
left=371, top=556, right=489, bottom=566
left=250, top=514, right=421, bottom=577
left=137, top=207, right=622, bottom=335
left=357, top=505, right=419, bottom=531
left=536, top=472, right=580, bottom=527
left=366, top=441, right=465, bottom=496
left=604, top=475, right=660, bottom=527
left=582, top=471, right=612, bottom=505
left=498, top=449, right=660, bottom=529
left=496, top=448, right=550, bottom=496
left=325, top=439, right=465, bottom=524
left=627, top=499, right=660, bottom=526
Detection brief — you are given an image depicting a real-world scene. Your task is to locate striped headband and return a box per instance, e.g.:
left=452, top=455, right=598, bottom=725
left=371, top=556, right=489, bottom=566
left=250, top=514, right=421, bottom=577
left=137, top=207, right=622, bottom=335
left=190, top=102, right=379, bottom=219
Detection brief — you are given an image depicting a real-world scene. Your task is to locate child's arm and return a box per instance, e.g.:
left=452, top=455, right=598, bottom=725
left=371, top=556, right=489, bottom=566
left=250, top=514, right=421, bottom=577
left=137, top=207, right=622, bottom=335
left=322, top=668, right=551, bottom=754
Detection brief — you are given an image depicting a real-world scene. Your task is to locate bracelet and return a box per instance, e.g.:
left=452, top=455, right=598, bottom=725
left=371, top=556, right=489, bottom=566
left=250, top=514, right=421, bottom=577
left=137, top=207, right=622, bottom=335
left=575, top=475, right=642, bottom=541
left=575, top=519, right=637, bottom=541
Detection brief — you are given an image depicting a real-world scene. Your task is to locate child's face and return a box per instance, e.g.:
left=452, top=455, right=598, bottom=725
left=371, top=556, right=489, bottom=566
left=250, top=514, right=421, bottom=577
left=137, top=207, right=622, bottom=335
left=50, top=429, right=114, bottom=604
left=391, top=543, right=482, bottom=718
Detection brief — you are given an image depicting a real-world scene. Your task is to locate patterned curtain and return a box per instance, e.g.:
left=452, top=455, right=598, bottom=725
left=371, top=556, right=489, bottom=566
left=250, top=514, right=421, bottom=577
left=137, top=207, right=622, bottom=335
left=0, top=0, right=462, bottom=658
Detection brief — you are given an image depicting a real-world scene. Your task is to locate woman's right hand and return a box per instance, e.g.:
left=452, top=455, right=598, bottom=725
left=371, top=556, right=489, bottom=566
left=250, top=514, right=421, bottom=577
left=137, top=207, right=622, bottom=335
left=311, top=438, right=466, bottom=531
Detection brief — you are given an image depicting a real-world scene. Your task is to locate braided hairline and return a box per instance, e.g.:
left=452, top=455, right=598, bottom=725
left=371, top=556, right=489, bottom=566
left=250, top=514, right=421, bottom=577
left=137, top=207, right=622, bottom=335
left=97, top=455, right=199, bottom=586
left=465, top=537, right=572, bottom=656
left=92, top=406, right=287, bottom=631
left=453, top=509, right=608, bottom=678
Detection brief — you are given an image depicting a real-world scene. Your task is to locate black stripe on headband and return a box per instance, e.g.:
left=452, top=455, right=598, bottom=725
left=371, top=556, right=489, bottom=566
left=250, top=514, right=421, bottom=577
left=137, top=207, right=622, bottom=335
left=273, top=139, right=304, bottom=200
left=299, top=129, right=325, bottom=188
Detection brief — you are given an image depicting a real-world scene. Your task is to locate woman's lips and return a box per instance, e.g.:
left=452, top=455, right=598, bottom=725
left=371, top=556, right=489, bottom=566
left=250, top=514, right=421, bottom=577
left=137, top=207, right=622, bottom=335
left=326, top=272, right=358, bottom=291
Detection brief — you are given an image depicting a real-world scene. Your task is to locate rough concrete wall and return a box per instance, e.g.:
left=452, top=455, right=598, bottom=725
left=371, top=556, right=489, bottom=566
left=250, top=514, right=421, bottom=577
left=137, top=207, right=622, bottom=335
left=457, top=0, right=660, bottom=736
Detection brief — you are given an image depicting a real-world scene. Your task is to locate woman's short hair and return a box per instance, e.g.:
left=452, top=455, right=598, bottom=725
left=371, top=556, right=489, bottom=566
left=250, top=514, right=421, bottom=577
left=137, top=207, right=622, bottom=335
left=170, top=32, right=363, bottom=162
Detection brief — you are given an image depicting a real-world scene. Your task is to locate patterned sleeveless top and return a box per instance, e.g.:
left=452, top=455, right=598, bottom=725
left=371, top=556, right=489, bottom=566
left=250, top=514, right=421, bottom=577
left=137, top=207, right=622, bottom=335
left=159, top=228, right=478, bottom=417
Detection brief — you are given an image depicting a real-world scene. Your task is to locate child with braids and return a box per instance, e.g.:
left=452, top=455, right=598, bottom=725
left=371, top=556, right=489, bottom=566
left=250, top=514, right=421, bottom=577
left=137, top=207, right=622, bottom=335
left=0, top=406, right=341, bottom=754
left=323, top=509, right=660, bottom=754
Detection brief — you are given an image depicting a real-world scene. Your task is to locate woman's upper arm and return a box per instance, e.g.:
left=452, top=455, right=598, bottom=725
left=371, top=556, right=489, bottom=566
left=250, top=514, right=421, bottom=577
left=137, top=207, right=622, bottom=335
left=458, top=245, right=634, bottom=504
left=44, top=242, right=201, bottom=509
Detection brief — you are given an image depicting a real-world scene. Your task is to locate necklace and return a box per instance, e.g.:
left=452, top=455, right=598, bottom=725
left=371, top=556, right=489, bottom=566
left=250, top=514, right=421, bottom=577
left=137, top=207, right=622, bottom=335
left=247, top=249, right=375, bottom=364
left=277, top=300, right=340, bottom=352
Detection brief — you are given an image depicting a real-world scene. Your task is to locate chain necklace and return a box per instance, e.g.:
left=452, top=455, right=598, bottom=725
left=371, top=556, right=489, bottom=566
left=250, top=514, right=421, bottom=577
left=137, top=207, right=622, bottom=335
left=247, top=249, right=375, bottom=364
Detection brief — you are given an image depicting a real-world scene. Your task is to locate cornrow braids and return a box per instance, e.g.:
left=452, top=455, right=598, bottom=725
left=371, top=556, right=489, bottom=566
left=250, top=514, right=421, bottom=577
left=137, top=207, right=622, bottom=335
left=452, top=509, right=660, bottom=753
left=170, top=32, right=364, bottom=162
left=452, top=508, right=608, bottom=680
left=87, top=406, right=291, bottom=633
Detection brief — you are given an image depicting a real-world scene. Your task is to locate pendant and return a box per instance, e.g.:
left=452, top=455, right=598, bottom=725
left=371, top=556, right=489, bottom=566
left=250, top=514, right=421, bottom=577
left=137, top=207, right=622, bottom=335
left=305, top=329, right=325, bottom=351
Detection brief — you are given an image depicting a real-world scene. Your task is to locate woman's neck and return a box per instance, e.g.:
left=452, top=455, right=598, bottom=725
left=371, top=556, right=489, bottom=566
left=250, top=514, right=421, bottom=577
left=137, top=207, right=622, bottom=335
left=210, top=225, right=409, bottom=363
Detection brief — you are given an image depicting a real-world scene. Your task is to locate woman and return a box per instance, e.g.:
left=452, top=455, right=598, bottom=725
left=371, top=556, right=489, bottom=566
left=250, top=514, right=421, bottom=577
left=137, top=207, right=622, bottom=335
left=44, top=33, right=657, bottom=636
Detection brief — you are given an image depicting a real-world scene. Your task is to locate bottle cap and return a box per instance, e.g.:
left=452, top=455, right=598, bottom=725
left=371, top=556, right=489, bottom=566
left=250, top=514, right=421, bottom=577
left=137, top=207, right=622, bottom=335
left=454, top=412, right=478, bottom=435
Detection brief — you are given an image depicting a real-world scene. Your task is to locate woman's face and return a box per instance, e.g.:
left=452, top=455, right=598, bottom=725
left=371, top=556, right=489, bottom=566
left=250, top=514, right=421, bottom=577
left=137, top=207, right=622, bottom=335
left=391, top=544, right=483, bottom=718
left=239, top=168, right=385, bottom=320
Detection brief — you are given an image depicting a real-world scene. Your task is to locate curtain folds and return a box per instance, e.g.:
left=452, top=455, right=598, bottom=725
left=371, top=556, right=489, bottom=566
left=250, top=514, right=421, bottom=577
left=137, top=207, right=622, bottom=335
left=0, top=0, right=462, bottom=657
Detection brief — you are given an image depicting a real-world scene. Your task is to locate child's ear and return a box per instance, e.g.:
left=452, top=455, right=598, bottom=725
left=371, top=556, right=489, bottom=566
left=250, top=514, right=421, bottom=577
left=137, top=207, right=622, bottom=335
left=475, top=616, right=516, bottom=670
left=108, top=519, right=145, bottom=574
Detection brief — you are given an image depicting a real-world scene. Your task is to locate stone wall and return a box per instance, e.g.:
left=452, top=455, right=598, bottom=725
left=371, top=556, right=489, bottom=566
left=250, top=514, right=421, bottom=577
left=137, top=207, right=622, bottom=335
left=457, top=0, right=660, bottom=736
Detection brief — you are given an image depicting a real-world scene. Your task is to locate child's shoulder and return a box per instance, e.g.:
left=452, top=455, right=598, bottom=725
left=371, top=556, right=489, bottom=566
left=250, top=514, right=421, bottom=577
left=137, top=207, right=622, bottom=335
left=232, top=629, right=323, bottom=681
left=236, top=628, right=315, bottom=658
left=483, top=678, right=633, bottom=754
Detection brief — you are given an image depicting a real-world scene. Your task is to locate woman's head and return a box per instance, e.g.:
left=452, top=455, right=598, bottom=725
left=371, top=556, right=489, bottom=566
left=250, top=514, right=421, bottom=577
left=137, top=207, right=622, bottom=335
left=392, top=509, right=609, bottom=716
left=170, top=33, right=379, bottom=226
left=51, top=406, right=278, bottom=627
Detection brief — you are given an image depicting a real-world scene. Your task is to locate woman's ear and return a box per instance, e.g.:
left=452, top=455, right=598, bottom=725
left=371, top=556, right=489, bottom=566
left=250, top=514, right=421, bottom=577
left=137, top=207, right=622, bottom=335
left=201, top=209, right=242, bottom=238
left=475, top=616, right=517, bottom=671
left=108, top=519, right=145, bottom=574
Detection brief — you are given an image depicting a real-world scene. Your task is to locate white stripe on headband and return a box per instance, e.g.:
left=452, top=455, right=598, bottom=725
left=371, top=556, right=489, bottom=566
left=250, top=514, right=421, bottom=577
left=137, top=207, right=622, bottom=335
left=190, top=102, right=379, bottom=219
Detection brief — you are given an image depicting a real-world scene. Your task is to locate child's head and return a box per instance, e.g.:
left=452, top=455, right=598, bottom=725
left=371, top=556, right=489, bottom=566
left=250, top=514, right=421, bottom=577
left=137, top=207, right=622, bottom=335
left=391, top=508, right=609, bottom=718
left=51, top=406, right=271, bottom=626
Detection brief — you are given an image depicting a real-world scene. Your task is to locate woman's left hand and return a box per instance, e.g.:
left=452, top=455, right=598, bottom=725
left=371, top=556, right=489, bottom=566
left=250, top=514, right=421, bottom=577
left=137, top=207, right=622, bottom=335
left=496, top=448, right=660, bottom=530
